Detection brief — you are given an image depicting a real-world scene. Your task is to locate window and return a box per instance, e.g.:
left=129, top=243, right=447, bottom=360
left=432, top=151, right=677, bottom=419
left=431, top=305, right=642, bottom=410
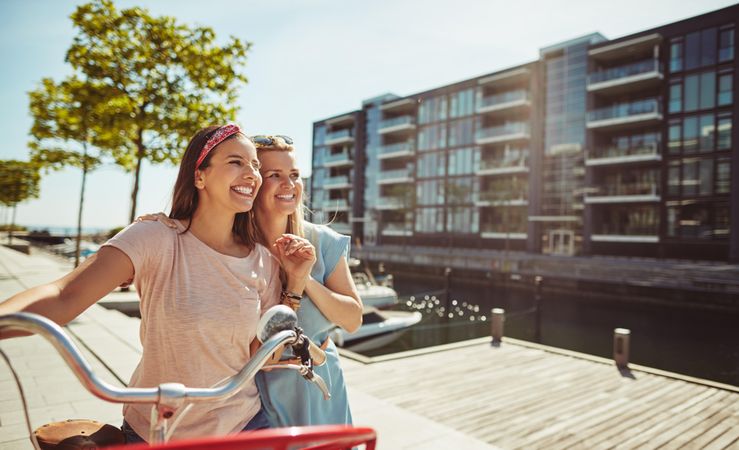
left=417, top=125, right=447, bottom=151
left=669, top=82, right=682, bottom=113
left=668, top=122, right=682, bottom=155
left=448, top=119, right=474, bottom=147
left=415, top=207, right=444, bottom=233
left=685, top=32, right=701, bottom=70
left=446, top=207, right=478, bottom=233
left=667, top=205, right=679, bottom=237
left=682, top=159, right=698, bottom=196
left=417, top=180, right=444, bottom=205
left=699, top=72, right=716, bottom=110
left=716, top=158, right=730, bottom=194
left=670, top=40, right=683, bottom=73
left=684, top=74, right=699, bottom=112
left=668, top=161, right=681, bottom=196
left=417, top=152, right=445, bottom=178
left=700, top=28, right=717, bottom=67
left=718, top=72, right=733, bottom=106
left=699, top=158, right=713, bottom=195
left=450, top=89, right=474, bottom=118
left=699, top=114, right=715, bottom=152
left=719, top=27, right=735, bottom=62
left=448, top=147, right=474, bottom=175
left=717, top=114, right=732, bottom=150
left=683, top=116, right=699, bottom=153
left=418, top=96, right=448, bottom=124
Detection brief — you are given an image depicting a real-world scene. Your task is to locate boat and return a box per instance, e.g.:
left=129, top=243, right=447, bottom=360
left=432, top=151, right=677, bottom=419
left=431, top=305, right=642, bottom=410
left=330, top=307, right=422, bottom=353
left=349, top=258, right=399, bottom=309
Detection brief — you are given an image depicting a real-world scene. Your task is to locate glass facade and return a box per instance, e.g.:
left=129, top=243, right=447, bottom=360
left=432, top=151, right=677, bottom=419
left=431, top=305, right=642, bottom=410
left=311, top=10, right=738, bottom=261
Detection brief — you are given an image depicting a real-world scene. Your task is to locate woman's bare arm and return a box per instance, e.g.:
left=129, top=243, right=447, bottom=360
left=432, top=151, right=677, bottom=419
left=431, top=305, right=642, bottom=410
left=0, top=246, right=134, bottom=338
left=304, top=257, right=363, bottom=333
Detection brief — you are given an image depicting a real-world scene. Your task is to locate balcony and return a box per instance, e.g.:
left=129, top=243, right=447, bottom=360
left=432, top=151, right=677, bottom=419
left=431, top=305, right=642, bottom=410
left=591, top=232, right=659, bottom=243
left=381, top=222, right=413, bottom=237
left=321, top=198, right=351, bottom=212
left=376, top=196, right=408, bottom=210
left=587, top=59, right=663, bottom=94
left=377, top=168, right=413, bottom=185
left=474, top=190, right=528, bottom=207
left=323, top=175, right=352, bottom=190
left=584, top=183, right=660, bottom=203
left=476, top=155, right=529, bottom=176
left=323, top=151, right=353, bottom=168
left=476, top=90, right=531, bottom=115
left=480, top=228, right=527, bottom=240
left=378, top=116, right=416, bottom=134
left=475, top=122, right=530, bottom=145
left=325, top=129, right=354, bottom=146
left=586, top=142, right=661, bottom=166
left=378, top=141, right=414, bottom=160
left=587, top=98, right=662, bottom=130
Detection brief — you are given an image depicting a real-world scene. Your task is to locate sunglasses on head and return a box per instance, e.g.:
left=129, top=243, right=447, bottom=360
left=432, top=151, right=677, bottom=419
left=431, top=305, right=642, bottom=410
left=249, top=135, right=294, bottom=147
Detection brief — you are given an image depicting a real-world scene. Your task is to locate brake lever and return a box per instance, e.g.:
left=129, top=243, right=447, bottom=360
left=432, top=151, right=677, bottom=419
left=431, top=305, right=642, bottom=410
left=298, top=366, right=331, bottom=400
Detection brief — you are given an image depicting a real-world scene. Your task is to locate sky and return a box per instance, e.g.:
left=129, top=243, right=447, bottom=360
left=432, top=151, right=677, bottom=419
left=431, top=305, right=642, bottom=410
left=1, top=0, right=737, bottom=231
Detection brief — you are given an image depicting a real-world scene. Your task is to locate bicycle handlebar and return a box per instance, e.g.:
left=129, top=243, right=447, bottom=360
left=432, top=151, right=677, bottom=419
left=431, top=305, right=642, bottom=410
left=0, top=312, right=298, bottom=405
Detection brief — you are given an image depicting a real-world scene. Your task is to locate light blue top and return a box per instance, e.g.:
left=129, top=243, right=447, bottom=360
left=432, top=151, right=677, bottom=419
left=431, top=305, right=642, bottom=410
left=256, top=223, right=353, bottom=427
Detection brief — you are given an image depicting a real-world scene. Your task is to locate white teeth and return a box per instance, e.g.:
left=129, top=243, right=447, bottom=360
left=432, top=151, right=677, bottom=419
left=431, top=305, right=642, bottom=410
left=232, top=186, right=254, bottom=195
left=277, top=194, right=295, bottom=200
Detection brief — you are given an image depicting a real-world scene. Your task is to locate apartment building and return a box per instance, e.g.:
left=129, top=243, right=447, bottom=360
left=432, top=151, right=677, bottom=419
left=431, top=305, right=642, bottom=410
left=311, top=5, right=738, bottom=262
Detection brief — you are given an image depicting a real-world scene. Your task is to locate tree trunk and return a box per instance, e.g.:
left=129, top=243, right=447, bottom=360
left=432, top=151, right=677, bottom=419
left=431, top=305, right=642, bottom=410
left=9, top=204, right=17, bottom=245
left=74, top=143, right=89, bottom=267
left=128, top=129, right=145, bottom=224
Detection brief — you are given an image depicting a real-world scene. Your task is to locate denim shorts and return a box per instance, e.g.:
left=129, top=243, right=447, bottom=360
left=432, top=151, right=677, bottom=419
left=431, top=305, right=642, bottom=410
left=121, top=409, right=271, bottom=444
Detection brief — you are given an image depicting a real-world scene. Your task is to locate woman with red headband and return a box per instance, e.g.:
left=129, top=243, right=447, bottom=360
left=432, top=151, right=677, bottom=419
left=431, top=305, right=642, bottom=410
left=0, top=124, right=316, bottom=442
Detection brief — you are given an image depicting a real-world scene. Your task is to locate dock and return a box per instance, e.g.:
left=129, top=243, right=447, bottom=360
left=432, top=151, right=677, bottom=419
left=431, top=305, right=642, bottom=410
left=1, top=245, right=738, bottom=449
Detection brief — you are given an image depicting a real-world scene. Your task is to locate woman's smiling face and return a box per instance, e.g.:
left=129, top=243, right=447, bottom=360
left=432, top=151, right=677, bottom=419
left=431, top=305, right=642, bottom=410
left=255, top=150, right=303, bottom=217
left=197, top=136, right=262, bottom=213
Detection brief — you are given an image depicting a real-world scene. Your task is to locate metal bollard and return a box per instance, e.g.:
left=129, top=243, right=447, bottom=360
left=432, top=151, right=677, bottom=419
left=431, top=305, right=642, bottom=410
left=613, top=328, right=631, bottom=368
left=491, top=308, right=505, bottom=344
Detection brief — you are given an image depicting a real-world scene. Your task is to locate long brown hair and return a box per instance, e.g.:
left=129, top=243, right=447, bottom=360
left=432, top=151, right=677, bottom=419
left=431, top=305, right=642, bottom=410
left=169, top=125, right=259, bottom=250
left=253, top=137, right=305, bottom=242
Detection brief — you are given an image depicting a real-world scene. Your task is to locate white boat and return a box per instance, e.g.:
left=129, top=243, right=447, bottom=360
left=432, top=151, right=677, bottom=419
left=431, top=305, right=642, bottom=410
left=349, top=258, right=399, bottom=309
left=330, top=308, right=422, bottom=353
left=353, top=272, right=399, bottom=309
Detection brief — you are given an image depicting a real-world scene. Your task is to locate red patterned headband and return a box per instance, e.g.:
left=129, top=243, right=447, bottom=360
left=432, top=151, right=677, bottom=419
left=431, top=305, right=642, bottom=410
left=195, top=124, right=242, bottom=173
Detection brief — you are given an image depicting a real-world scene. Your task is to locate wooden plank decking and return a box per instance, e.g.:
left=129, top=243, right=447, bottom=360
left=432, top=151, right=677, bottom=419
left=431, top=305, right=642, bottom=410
left=341, top=339, right=739, bottom=449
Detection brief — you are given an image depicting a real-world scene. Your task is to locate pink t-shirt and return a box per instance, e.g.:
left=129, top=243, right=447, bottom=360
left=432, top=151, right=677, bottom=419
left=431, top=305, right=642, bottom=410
left=104, top=220, right=281, bottom=440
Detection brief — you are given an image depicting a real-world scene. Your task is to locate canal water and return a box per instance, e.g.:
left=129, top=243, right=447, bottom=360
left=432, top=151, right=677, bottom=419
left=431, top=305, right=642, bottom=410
left=362, top=273, right=739, bottom=387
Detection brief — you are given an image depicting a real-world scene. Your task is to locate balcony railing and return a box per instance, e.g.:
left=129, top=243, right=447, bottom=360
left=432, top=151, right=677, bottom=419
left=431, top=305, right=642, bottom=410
left=477, top=155, right=529, bottom=172
left=378, top=168, right=413, bottom=182
left=588, top=59, right=661, bottom=85
left=475, top=122, right=530, bottom=142
left=379, top=116, right=415, bottom=131
left=323, top=175, right=351, bottom=188
left=588, top=182, right=659, bottom=198
left=378, top=141, right=414, bottom=157
left=325, top=129, right=353, bottom=144
left=323, top=151, right=352, bottom=166
left=587, top=98, right=661, bottom=123
left=323, top=198, right=350, bottom=210
left=476, top=190, right=528, bottom=204
left=377, top=196, right=407, bottom=209
left=588, top=142, right=660, bottom=161
left=593, top=225, right=659, bottom=236
left=477, top=90, right=529, bottom=110
left=381, top=222, right=413, bottom=236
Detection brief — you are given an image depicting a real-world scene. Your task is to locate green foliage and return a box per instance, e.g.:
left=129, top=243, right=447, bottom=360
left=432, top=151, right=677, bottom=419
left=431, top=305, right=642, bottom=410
left=28, top=76, right=110, bottom=171
left=64, top=0, right=251, bottom=221
left=0, top=160, right=41, bottom=207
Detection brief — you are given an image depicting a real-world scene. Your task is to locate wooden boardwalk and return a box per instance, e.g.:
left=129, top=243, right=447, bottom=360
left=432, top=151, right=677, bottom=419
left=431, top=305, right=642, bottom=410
left=341, top=339, right=739, bottom=449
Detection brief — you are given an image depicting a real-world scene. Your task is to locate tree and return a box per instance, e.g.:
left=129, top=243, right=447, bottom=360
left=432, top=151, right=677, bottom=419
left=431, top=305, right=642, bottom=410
left=0, top=161, right=41, bottom=244
left=29, top=76, right=111, bottom=266
left=66, top=0, right=251, bottom=222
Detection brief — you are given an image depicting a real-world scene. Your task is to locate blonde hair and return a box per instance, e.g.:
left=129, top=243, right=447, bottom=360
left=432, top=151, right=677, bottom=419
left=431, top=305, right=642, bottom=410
left=254, top=136, right=306, bottom=240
